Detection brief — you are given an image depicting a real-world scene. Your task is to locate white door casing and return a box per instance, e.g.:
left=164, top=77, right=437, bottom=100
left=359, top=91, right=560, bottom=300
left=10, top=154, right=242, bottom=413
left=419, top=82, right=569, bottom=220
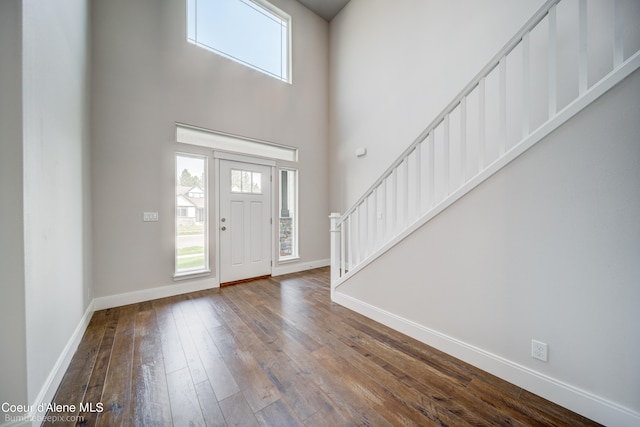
left=218, top=158, right=272, bottom=283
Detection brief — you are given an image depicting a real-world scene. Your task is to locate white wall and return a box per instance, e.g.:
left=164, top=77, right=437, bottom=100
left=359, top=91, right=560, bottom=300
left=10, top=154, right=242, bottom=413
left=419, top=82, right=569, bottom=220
left=0, top=0, right=29, bottom=420
left=22, top=0, right=92, bottom=409
left=329, top=0, right=545, bottom=211
left=91, top=0, right=330, bottom=298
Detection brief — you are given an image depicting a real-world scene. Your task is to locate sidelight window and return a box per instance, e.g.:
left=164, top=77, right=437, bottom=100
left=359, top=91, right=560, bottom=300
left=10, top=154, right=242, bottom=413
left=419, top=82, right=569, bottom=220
left=279, top=168, right=298, bottom=260
left=175, top=154, right=209, bottom=276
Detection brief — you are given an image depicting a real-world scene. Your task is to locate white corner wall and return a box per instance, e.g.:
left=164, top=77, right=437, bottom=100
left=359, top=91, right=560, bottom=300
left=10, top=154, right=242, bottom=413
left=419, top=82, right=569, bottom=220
left=22, top=0, right=92, bottom=416
left=0, top=0, right=29, bottom=421
left=91, top=0, right=329, bottom=299
left=334, top=69, right=640, bottom=426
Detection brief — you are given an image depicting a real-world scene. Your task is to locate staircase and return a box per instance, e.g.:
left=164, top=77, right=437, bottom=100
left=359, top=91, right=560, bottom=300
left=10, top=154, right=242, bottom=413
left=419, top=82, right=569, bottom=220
left=330, top=0, right=640, bottom=291
left=328, top=1, right=640, bottom=425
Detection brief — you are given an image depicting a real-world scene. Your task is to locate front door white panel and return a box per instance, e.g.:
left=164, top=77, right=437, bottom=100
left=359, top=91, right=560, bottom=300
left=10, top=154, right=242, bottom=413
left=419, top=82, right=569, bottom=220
left=219, top=159, right=272, bottom=283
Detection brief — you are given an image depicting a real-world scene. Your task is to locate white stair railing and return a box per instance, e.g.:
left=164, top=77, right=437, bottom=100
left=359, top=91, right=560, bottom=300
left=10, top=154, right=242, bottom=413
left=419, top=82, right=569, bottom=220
left=330, top=0, right=640, bottom=290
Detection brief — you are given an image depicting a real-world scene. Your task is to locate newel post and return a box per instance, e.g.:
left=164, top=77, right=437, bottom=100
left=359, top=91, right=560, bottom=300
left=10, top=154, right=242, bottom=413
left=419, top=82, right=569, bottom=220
left=329, top=213, right=342, bottom=290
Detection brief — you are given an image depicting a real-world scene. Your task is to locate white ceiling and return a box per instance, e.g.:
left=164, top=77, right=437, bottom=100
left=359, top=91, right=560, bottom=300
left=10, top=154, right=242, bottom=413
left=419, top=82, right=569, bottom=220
left=295, top=0, right=350, bottom=21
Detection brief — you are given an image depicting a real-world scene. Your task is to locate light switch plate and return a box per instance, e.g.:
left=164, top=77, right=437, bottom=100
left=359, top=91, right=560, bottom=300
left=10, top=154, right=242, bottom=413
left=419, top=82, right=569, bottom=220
left=143, top=212, right=159, bottom=222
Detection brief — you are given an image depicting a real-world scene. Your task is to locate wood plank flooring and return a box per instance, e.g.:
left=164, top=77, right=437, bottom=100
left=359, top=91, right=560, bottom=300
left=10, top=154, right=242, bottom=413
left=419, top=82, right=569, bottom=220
left=45, top=267, right=600, bottom=426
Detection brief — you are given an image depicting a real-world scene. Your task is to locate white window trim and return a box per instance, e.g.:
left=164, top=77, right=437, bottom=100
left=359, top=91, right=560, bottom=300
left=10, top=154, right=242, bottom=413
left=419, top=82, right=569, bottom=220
left=177, top=123, right=297, bottom=163
left=278, top=167, right=298, bottom=262
left=214, top=150, right=276, bottom=166
left=187, top=0, right=292, bottom=83
left=253, top=0, right=292, bottom=83
left=174, top=152, right=210, bottom=279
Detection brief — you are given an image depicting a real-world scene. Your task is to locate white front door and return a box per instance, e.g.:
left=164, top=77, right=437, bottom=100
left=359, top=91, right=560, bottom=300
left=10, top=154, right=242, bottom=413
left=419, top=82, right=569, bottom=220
left=219, top=159, right=272, bottom=284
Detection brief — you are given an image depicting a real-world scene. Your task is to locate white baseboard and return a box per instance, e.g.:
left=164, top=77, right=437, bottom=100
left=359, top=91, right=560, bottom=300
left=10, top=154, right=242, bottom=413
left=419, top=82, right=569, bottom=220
left=21, top=300, right=96, bottom=427
left=272, top=258, right=329, bottom=277
left=333, top=291, right=640, bottom=427
left=93, top=276, right=218, bottom=311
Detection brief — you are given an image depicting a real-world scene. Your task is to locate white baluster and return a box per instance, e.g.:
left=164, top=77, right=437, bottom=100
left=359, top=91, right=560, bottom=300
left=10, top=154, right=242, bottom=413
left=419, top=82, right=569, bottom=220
left=499, top=56, right=507, bottom=154
left=578, top=0, right=588, bottom=95
left=443, top=115, right=450, bottom=196
left=522, top=34, right=531, bottom=138
left=329, top=213, right=341, bottom=285
left=415, top=142, right=422, bottom=216
left=353, top=206, right=360, bottom=264
left=391, top=167, right=398, bottom=234
left=402, top=158, right=409, bottom=227
left=460, top=97, right=467, bottom=185
left=548, top=4, right=557, bottom=118
left=428, top=132, right=435, bottom=208
left=362, top=195, right=371, bottom=259
left=478, top=77, right=486, bottom=171
left=613, top=0, right=623, bottom=68
left=372, top=188, right=378, bottom=251
left=347, top=214, right=353, bottom=270
left=340, top=217, right=345, bottom=276
left=381, top=176, right=387, bottom=243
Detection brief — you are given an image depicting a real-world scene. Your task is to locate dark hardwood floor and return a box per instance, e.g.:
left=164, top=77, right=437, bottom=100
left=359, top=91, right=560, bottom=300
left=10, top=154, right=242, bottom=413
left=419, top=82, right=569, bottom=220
left=45, top=267, right=600, bottom=426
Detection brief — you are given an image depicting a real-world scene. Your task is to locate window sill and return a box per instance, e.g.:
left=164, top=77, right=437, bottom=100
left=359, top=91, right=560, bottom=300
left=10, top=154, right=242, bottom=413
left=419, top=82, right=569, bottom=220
left=173, top=269, right=211, bottom=281
left=277, top=257, right=300, bottom=265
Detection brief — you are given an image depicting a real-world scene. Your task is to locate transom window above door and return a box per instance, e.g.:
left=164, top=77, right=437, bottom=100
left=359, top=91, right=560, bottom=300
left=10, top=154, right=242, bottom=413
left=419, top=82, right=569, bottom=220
left=187, top=0, right=291, bottom=82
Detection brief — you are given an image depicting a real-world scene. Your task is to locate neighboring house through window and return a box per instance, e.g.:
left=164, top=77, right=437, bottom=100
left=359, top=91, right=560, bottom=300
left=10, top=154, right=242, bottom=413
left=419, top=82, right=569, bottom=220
left=175, top=154, right=209, bottom=276
left=177, top=185, right=206, bottom=223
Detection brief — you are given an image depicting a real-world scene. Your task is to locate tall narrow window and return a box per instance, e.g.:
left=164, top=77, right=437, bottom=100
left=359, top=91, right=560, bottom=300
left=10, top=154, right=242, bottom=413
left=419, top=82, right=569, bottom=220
left=279, top=168, right=298, bottom=260
left=176, top=154, right=208, bottom=275
left=187, top=0, right=291, bottom=82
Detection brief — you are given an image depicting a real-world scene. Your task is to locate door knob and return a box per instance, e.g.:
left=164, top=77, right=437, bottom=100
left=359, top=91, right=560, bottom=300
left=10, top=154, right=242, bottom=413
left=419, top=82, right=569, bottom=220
left=221, top=226, right=227, bottom=231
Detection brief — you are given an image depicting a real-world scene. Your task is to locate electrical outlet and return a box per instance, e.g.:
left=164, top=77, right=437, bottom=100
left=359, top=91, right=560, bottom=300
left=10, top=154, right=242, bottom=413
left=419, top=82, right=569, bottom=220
left=531, top=339, right=548, bottom=362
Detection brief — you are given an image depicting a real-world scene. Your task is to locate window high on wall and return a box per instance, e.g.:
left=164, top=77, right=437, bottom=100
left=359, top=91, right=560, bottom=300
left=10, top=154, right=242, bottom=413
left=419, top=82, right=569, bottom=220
left=187, top=0, right=291, bottom=82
